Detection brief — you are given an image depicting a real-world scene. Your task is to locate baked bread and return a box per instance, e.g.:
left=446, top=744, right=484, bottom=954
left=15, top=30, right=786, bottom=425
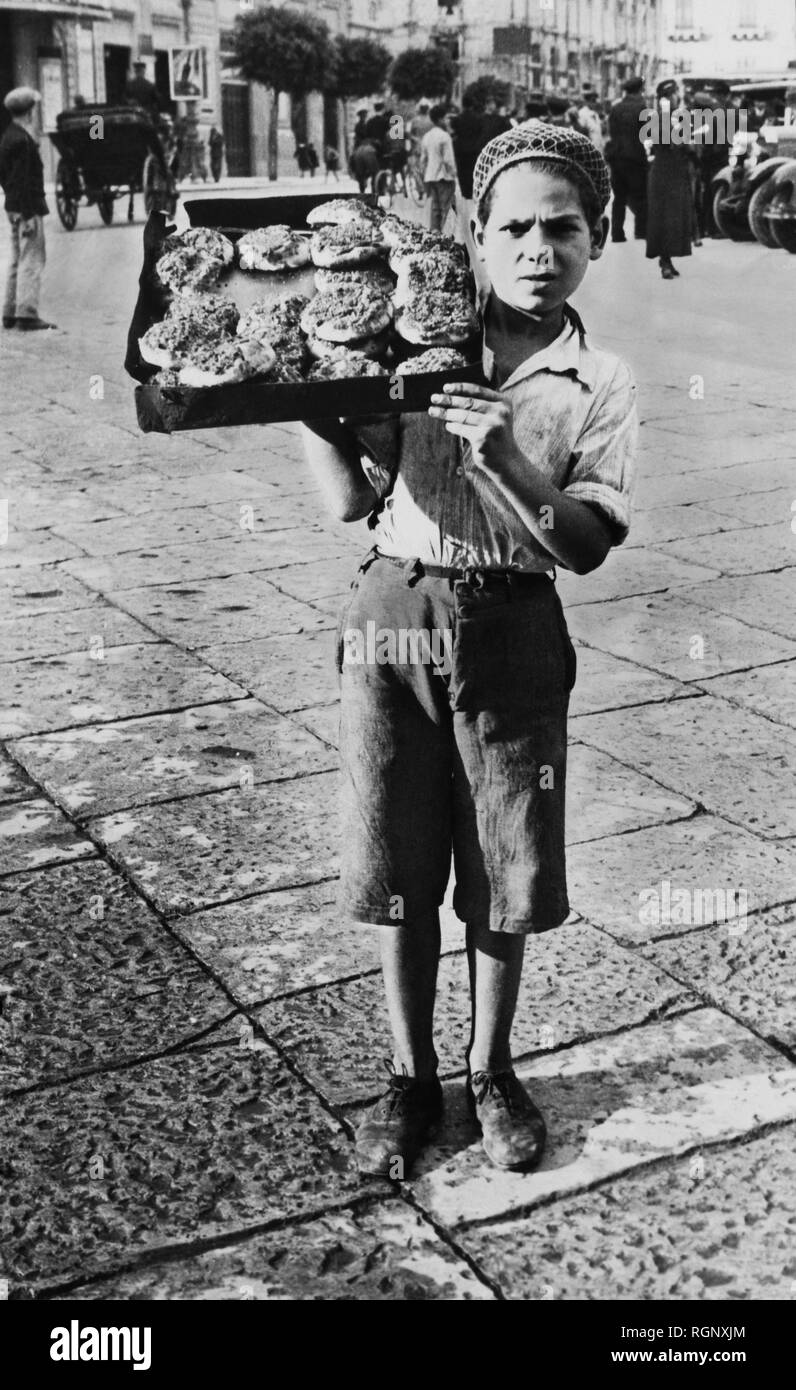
left=308, top=352, right=389, bottom=381
left=236, top=225, right=312, bottom=272
left=395, top=291, right=480, bottom=346
left=396, top=347, right=468, bottom=375
left=379, top=213, right=427, bottom=250
left=314, top=264, right=394, bottom=295
left=138, top=295, right=240, bottom=369
left=394, top=250, right=475, bottom=307
left=300, top=285, right=392, bottom=343
left=306, top=328, right=389, bottom=361
left=178, top=337, right=276, bottom=388
left=306, top=197, right=381, bottom=227
left=310, top=220, right=385, bottom=268
left=156, top=228, right=234, bottom=295
left=238, top=295, right=307, bottom=373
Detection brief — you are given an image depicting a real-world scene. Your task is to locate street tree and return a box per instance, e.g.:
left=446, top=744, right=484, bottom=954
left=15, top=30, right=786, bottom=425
left=463, top=75, right=513, bottom=112
left=333, top=36, right=392, bottom=100
left=389, top=47, right=456, bottom=103
left=232, top=6, right=336, bottom=180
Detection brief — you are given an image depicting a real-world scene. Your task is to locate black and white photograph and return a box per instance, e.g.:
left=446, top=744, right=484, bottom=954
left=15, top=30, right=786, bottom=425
left=0, top=0, right=794, bottom=1346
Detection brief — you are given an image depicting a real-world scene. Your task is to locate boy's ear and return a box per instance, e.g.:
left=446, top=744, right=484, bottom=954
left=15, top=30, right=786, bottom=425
left=471, top=216, right=487, bottom=261
left=589, top=213, right=610, bottom=260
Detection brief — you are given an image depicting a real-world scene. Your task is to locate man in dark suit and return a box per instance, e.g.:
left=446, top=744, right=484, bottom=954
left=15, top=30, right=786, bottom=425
left=607, top=76, right=648, bottom=242
left=0, top=87, right=55, bottom=330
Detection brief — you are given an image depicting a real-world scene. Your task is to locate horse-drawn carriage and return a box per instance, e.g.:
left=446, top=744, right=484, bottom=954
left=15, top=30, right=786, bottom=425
left=49, top=104, right=178, bottom=230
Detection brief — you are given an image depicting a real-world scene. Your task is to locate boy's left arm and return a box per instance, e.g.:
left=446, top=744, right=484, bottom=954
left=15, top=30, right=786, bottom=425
left=429, top=367, right=637, bottom=574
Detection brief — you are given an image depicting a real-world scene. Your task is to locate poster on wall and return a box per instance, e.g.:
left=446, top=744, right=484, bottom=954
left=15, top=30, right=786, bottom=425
left=169, top=46, right=209, bottom=102
left=38, top=56, right=64, bottom=131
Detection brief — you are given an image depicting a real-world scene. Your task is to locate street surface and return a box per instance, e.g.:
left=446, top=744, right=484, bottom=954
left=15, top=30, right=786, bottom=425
left=0, top=183, right=795, bottom=1300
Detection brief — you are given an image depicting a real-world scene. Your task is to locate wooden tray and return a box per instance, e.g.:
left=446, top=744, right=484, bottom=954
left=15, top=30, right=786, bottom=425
left=126, top=195, right=483, bottom=434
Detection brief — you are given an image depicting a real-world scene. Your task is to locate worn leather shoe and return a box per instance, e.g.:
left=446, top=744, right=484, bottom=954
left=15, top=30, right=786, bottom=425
left=467, top=1069, right=546, bottom=1172
left=17, top=316, right=57, bottom=331
left=355, top=1065, right=443, bottom=1179
left=2, top=316, right=15, bottom=328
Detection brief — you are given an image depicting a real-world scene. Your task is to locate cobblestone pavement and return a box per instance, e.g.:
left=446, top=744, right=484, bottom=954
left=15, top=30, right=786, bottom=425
left=1, top=195, right=794, bottom=1301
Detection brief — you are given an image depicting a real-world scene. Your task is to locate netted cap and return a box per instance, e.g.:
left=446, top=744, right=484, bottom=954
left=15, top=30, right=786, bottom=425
left=472, top=119, right=612, bottom=215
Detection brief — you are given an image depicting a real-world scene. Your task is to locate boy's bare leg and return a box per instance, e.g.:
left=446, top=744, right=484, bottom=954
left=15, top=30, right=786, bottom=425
left=465, top=918, right=525, bottom=1074
left=378, top=910, right=441, bottom=1080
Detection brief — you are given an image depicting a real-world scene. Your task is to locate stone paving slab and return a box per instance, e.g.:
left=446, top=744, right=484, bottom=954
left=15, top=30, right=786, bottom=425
left=0, top=564, right=97, bottom=619
left=456, top=1125, right=796, bottom=1300
left=556, top=547, right=719, bottom=606
left=258, top=922, right=692, bottom=1107
left=641, top=902, right=796, bottom=1052
left=90, top=769, right=340, bottom=913
left=0, top=861, right=237, bottom=1094
left=406, top=1010, right=796, bottom=1229
left=63, top=471, right=280, bottom=520
left=572, top=696, right=796, bottom=840
left=208, top=494, right=359, bottom=547
left=0, top=644, right=247, bottom=738
left=631, top=470, right=744, bottom=511
left=265, top=553, right=365, bottom=605
left=567, top=645, right=688, bottom=716
left=293, top=702, right=340, bottom=748
left=51, top=505, right=242, bottom=557
left=63, top=528, right=348, bottom=592
left=0, top=605, right=159, bottom=663
left=10, top=699, right=336, bottom=819
left=59, top=1201, right=496, bottom=1301
left=696, top=661, right=796, bottom=730
left=704, top=455, right=796, bottom=496
left=706, top=486, right=794, bottom=530
left=0, top=528, right=84, bottom=570
left=2, top=481, right=142, bottom=533
left=642, top=408, right=793, bottom=443
left=174, top=884, right=462, bottom=1006
left=0, top=751, right=35, bottom=804
left=0, top=1045, right=364, bottom=1290
left=0, top=799, right=94, bottom=875
left=111, top=575, right=333, bottom=649
left=566, top=815, right=796, bottom=945
left=566, top=745, right=695, bottom=843
left=655, top=520, right=794, bottom=579
left=200, top=630, right=339, bottom=713
left=684, top=569, right=796, bottom=643
left=621, top=503, right=746, bottom=550
left=564, top=592, right=796, bottom=682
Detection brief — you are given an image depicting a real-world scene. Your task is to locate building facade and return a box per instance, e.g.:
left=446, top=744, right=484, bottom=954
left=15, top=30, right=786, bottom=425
left=659, top=0, right=796, bottom=82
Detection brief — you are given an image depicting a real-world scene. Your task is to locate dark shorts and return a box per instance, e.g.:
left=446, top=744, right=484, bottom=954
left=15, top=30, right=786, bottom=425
left=336, top=553, right=577, bottom=935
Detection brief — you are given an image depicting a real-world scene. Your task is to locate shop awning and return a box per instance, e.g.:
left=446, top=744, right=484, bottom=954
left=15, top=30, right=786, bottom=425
left=0, top=0, right=112, bottom=19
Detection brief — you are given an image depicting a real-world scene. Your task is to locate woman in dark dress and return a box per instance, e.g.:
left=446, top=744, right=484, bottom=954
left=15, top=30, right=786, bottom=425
left=646, top=79, right=693, bottom=279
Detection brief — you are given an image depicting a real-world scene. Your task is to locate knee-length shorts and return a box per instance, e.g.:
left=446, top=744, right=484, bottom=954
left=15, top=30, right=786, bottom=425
left=336, top=553, right=577, bottom=934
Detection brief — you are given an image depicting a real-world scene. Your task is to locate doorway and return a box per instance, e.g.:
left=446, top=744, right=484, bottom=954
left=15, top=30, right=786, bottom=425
left=221, top=83, right=251, bottom=176
left=104, top=44, right=130, bottom=105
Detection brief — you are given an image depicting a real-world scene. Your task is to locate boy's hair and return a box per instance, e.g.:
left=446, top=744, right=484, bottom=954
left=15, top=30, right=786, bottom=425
left=429, top=103, right=447, bottom=124
left=477, top=157, right=603, bottom=229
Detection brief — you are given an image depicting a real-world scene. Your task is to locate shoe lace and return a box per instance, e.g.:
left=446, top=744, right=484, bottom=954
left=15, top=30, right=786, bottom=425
left=471, top=1070, right=517, bottom=1114
left=378, top=1060, right=416, bottom=1116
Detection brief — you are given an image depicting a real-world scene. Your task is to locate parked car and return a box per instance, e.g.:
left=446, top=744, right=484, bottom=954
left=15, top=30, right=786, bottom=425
left=710, top=81, right=795, bottom=244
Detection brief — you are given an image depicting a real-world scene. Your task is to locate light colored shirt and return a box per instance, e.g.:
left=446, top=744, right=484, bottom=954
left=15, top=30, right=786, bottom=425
left=420, top=124, right=457, bottom=183
left=578, top=104, right=605, bottom=152
left=352, top=308, right=637, bottom=573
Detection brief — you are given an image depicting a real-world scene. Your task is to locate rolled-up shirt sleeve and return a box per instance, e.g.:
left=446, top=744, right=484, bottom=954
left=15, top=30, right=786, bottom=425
left=344, top=415, right=400, bottom=502
left=561, top=361, right=638, bottom=543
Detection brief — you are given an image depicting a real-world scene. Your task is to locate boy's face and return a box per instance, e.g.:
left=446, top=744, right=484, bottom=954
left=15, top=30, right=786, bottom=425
left=473, top=164, right=607, bottom=317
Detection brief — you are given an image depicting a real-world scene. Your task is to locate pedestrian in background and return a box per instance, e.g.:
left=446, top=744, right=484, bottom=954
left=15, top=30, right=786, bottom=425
left=324, top=144, right=341, bottom=181
left=353, top=105, right=369, bottom=148
left=350, top=138, right=378, bottom=197
left=365, top=100, right=390, bottom=160
left=645, top=79, right=692, bottom=279
left=606, top=76, right=648, bottom=242
left=208, top=126, right=224, bottom=183
left=421, top=103, right=457, bottom=232
left=0, top=87, right=55, bottom=331
left=575, top=88, right=605, bottom=151
left=451, top=91, right=483, bottom=200
left=306, top=141, right=319, bottom=178
left=480, top=96, right=511, bottom=145
left=125, top=60, right=159, bottom=122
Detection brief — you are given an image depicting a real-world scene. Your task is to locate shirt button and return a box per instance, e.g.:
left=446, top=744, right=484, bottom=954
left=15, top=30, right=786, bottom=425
left=455, top=465, right=464, bottom=477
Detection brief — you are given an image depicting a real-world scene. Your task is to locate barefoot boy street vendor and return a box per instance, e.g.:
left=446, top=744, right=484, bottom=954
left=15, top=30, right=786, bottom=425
left=301, top=122, right=637, bottom=1179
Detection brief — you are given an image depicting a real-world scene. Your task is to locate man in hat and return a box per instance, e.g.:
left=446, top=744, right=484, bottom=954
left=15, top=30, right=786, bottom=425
left=0, top=87, right=55, bottom=330
left=125, top=59, right=160, bottom=121
left=353, top=105, right=369, bottom=149
left=365, top=99, right=390, bottom=159
left=606, top=75, right=648, bottom=241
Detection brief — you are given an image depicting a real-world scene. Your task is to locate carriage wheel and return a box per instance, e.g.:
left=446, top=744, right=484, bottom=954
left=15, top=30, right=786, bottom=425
left=142, top=153, right=166, bottom=214
left=98, top=189, right=114, bottom=226
left=712, top=188, right=749, bottom=241
left=55, top=157, right=79, bottom=230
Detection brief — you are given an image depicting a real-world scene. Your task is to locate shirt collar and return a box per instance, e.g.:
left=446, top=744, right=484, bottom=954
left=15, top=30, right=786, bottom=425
left=479, top=294, right=598, bottom=393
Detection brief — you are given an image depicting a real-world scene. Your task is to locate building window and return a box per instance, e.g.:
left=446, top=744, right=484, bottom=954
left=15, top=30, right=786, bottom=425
left=737, top=0, right=757, bottom=25
left=675, top=0, right=694, bottom=26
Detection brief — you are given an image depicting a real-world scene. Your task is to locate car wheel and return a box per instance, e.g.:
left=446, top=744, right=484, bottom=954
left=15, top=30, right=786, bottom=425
left=747, top=182, right=779, bottom=247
